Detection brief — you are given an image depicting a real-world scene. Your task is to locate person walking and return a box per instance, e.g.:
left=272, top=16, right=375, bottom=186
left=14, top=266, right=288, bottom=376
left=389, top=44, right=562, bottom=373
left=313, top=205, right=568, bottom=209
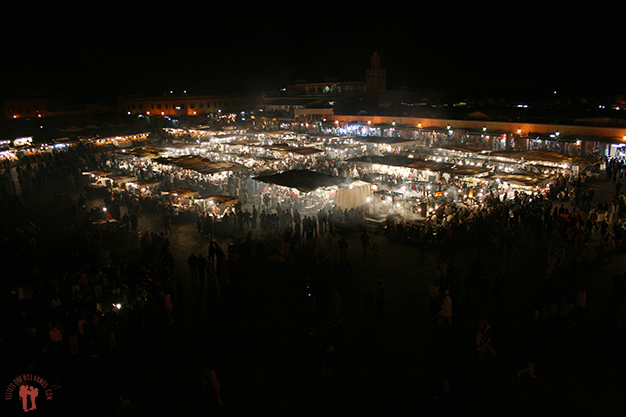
left=208, top=241, right=217, bottom=275
left=187, top=253, right=199, bottom=283
left=163, top=213, right=172, bottom=235
left=476, top=317, right=495, bottom=358
left=197, top=254, right=207, bottom=282
left=130, top=213, right=138, bottom=233
left=608, top=201, right=616, bottom=224
left=202, top=369, right=224, bottom=411
left=252, top=205, right=258, bottom=229
left=360, top=229, right=370, bottom=256
left=429, top=281, right=441, bottom=321
left=438, top=291, right=452, bottom=326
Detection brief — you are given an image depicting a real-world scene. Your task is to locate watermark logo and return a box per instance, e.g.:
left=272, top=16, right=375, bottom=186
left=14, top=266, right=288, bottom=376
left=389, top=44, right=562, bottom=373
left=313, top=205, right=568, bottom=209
left=5, top=374, right=53, bottom=413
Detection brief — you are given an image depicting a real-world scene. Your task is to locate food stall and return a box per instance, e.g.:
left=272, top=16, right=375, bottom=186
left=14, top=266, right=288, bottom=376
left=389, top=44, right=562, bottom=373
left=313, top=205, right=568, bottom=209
left=126, top=179, right=161, bottom=197
left=163, top=188, right=200, bottom=222
left=83, top=171, right=114, bottom=195
left=108, top=174, right=139, bottom=189
left=195, top=195, right=239, bottom=216
left=253, top=169, right=357, bottom=215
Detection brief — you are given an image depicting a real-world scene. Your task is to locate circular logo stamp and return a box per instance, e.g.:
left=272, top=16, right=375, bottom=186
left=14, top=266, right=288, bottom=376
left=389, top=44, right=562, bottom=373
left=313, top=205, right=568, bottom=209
left=4, top=374, right=53, bottom=413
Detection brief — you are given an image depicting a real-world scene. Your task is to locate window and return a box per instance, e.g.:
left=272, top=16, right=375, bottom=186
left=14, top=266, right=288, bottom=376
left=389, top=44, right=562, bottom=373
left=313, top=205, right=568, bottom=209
left=151, top=104, right=154, bottom=109
left=157, top=104, right=161, bottom=109
left=190, top=103, right=195, bottom=109
left=131, top=104, right=136, bottom=109
left=199, top=103, right=203, bottom=108
left=165, top=104, right=168, bottom=109
left=139, top=104, right=143, bottom=109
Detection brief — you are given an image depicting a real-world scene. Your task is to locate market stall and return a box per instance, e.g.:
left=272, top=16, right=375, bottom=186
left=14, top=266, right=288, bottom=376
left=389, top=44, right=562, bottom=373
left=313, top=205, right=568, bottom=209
left=108, top=174, right=139, bottom=188
left=126, top=179, right=161, bottom=196
left=163, top=188, right=200, bottom=222
left=154, top=155, right=246, bottom=175
left=335, top=180, right=374, bottom=210
left=253, top=169, right=358, bottom=214
left=253, top=169, right=354, bottom=193
left=82, top=171, right=114, bottom=194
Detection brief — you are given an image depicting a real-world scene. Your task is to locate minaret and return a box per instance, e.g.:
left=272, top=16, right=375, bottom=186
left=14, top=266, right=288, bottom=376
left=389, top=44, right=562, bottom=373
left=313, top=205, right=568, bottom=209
left=365, top=52, right=386, bottom=94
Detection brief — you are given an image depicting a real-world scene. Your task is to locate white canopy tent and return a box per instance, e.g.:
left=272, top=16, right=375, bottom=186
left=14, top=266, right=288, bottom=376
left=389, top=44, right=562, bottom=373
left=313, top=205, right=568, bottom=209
left=335, top=180, right=373, bottom=210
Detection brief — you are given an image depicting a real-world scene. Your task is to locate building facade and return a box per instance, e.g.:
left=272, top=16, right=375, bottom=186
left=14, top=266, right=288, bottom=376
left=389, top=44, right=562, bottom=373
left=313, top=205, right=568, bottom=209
left=117, top=94, right=263, bottom=117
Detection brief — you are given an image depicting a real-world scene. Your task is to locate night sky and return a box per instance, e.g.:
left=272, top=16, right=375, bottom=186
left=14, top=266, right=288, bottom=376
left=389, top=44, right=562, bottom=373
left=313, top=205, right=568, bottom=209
left=1, top=4, right=624, bottom=101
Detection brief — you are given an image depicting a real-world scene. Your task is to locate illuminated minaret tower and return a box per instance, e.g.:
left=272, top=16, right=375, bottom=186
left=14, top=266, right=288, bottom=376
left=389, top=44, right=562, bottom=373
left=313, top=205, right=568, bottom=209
left=365, top=52, right=386, bottom=94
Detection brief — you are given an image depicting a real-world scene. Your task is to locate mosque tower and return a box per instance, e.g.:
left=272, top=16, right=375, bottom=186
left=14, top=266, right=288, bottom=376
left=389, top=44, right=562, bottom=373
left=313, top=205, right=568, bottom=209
left=365, top=52, right=386, bottom=95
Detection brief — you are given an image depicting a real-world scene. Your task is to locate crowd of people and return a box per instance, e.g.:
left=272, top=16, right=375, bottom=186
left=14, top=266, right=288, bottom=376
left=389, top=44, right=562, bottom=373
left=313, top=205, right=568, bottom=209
left=2, top=133, right=626, bottom=415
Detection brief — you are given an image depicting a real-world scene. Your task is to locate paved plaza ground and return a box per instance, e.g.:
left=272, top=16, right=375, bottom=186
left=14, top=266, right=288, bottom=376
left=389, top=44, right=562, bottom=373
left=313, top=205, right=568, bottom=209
left=3, top=166, right=626, bottom=416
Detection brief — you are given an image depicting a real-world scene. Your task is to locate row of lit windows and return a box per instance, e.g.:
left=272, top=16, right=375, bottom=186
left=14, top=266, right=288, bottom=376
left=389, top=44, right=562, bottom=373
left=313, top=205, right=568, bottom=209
left=306, top=85, right=363, bottom=94
left=127, top=101, right=251, bottom=111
